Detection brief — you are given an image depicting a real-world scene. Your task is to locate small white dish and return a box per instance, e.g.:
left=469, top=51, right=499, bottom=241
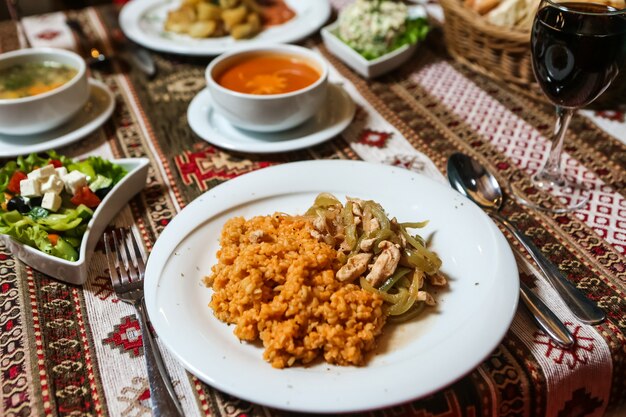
left=120, top=0, right=331, bottom=56
left=0, top=47, right=89, bottom=135
left=0, top=158, right=149, bottom=285
left=321, top=6, right=427, bottom=79
left=144, top=160, right=519, bottom=413
left=187, top=83, right=355, bottom=154
left=0, top=79, right=115, bottom=158
left=206, top=44, right=329, bottom=132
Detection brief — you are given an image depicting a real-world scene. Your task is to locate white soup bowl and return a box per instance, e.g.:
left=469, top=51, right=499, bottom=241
left=0, top=48, right=89, bottom=136
left=206, top=44, right=328, bottom=132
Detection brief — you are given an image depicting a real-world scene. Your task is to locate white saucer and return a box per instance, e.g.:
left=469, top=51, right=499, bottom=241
left=187, top=83, right=356, bottom=154
left=0, top=79, right=115, bottom=158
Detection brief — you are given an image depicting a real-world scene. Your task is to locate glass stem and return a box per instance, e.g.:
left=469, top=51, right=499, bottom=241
left=535, top=106, right=575, bottom=186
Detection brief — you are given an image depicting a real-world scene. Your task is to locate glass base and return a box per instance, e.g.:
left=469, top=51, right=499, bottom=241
left=509, top=171, right=590, bottom=214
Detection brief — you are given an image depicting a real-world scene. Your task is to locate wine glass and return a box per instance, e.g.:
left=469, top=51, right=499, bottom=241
left=512, top=0, right=626, bottom=213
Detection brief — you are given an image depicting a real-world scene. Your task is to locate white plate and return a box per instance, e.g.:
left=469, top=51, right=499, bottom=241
left=0, top=79, right=115, bottom=158
left=119, top=0, right=331, bottom=56
left=0, top=158, right=149, bottom=285
left=144, top=160, right=519, bottom=413
left=187, top=83, right=355, bottom=153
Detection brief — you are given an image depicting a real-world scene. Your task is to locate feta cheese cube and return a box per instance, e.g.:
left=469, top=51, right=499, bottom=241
left=55, top=167, right=68, bottom=178
left=40, top=175, right=64, bottom=194
left=27, top=164, right=56, bottom=181
left=27, top=168, right=42, bottom=181
left=20, top=178, right=41, bottom=197
left=62, top=170, right=88, bottom=195
left=41, top=192, right=62, bottom=212
left=39, top=164, right=56, bottom=178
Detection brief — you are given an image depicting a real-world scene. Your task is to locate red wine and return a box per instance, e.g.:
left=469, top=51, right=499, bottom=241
left=531, top=2, right=626, bottom=108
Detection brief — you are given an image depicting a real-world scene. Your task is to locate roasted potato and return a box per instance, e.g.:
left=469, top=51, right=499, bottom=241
left=164, top=0, right=262, bottom=39
left=197, top=2, right=221, bottom=21
left=188, top=20, right=218, bottom=37
left=219, top=0, right=240, bottom=8
left=231, top=23, right=254, bottom=39
left=221, top=5, right=248, bottom=30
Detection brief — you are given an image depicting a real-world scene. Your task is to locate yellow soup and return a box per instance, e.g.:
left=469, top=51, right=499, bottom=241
left=0, top=61, right=78, bottom=100
left=217, top=54, right=320, bottom=95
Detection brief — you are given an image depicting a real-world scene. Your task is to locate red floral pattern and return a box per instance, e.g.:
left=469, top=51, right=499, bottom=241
left=103, top=316, right=143, bottom=357
left=534, top=323, right=595, bottom=370
left=357, top=129, right=393, bottom=148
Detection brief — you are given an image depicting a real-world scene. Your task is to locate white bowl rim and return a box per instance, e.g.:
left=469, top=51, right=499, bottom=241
left=205, top=43, right=329, bottom=101
left=0, top=47, right=87, bottom=105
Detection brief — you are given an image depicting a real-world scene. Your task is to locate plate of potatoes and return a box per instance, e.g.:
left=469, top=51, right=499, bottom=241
left=120, top=0, right=331, bottom=56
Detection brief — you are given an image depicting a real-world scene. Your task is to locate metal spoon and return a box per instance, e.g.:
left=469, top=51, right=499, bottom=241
left=446, top=155, right=573, bottom=347
left=447, top=153, right=605, bottom=325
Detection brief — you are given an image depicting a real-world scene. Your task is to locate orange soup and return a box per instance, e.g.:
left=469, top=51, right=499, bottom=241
left=216, top=54, right=320, bottom=95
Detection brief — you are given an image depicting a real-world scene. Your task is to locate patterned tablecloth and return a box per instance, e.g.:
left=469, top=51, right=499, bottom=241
left=1, top=2, right=626, bottom=416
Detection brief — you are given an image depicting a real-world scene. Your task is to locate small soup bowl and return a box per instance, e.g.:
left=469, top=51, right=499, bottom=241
left=206, top=44, right=329, bottom=132
left=0, top=48, right=89, bottom=136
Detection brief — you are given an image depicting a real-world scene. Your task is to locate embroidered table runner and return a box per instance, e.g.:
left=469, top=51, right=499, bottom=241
left=0, top=3, right=625, bottom=416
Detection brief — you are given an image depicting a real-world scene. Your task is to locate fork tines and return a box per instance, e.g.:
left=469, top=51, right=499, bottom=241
left=104, top=228, right=146, bottom=287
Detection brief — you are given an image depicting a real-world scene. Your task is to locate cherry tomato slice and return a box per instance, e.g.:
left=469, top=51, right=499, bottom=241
left=7, top=171, right=27, bottom=194
left=70, top=186, right=101, bottom=208
left=49, top=159, right=63, bottom=168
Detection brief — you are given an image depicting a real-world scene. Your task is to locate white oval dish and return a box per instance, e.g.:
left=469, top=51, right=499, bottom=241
left=0, top=158, right=149, bottom=285
left=120, top=0, right=331, bottom=56
left=0, top=47, right=89, bottom=135
left=144, top=160, right=519, bottom=413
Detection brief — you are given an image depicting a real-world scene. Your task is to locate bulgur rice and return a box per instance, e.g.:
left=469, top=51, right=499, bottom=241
left=205, top=194, right=446, bottom=369
left=205, top=213, right=387, bottom=368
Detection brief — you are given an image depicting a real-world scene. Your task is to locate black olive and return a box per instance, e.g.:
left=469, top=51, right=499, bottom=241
left=29, top=196, right=43, bottom=207
left=7, top=196, right=30, bottom=213
left=95, top=186, right=113, bottom=199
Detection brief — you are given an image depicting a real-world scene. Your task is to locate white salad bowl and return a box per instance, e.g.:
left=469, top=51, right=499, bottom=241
left=0, top=158, right=149, bottom=285
left=206, top=44, right=329, bottom=132
left=321, top=5, right=427, bottom=79
left=0, top=48, right=89, bottom=136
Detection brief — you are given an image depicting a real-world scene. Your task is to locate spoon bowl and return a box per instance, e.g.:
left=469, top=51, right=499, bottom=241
left=447, top=152, right=605, bottom=326
left=447, top=153, right=503, bottom=211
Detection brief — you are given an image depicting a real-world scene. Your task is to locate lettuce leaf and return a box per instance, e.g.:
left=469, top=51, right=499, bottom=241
left=85, top=156, right=127, bottom=184
left=0, top=208, right=84, bottom=261
left=391, top=17, right=430, bottom=52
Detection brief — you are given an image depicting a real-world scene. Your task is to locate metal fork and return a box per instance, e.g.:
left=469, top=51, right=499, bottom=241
left=104, top=228, right=185, bottom=417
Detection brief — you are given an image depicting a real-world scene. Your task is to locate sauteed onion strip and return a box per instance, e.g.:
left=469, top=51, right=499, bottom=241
left=305, top=193, right=446, bottom=322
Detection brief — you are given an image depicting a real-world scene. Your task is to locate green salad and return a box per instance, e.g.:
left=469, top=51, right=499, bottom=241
left=0, top=152, right=127, bottom=261
left=337, top=0, right=429, bottom=60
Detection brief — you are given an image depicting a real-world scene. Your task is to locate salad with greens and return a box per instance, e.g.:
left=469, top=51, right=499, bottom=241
left=0, top=152, right=127, bottom=261
left=337, top=0, right=429, bottom=60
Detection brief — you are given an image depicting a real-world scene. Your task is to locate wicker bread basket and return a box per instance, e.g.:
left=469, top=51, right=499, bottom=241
left=438, top=0, right=539, bottom=94
left=438, top=0, right=626, bottom=107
